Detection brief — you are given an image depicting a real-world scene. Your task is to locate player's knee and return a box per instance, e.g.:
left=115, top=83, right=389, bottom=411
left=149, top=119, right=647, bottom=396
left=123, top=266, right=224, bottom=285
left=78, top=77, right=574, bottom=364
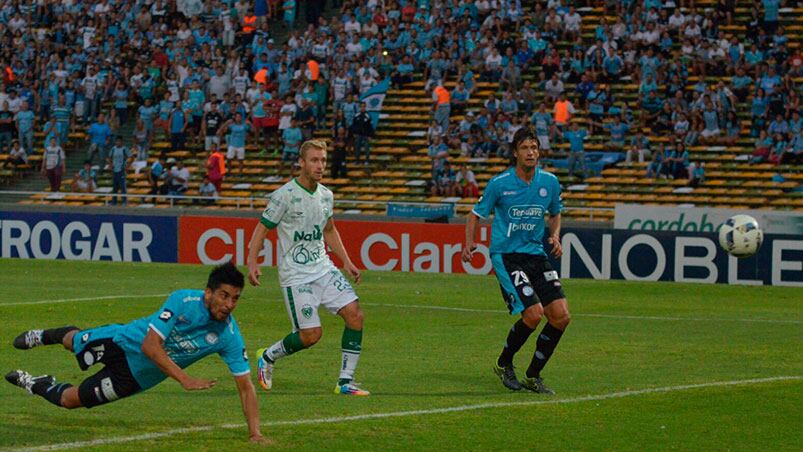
left=299, top=328, right=322, bottom=347
left=60, top=389, right=82, bottom=409
left=348, top=308, right=364, bottom=329
left=62, top=327, right=79, bottom=351
left=553, top=313, right=571, bottom=330
left=521, top=305, right=543, bottom=329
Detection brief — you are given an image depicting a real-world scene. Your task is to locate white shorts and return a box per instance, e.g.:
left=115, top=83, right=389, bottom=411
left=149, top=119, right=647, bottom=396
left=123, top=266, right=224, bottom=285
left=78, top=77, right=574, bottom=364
left=75, top=180, right=96, bottom=191
left=537, top=135, right=551, bottom=150
left=701, top=128, right=720, bottom=138
left=227, top=146, right=245, bottom=160
left=205, top=136, right=220, bottom=151
left=282, top=270, right=358, bottom=331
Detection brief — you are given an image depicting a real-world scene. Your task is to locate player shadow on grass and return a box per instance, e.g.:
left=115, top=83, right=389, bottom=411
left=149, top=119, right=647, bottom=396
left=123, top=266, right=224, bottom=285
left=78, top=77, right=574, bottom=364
left=372, top=372, right=507, bottom=397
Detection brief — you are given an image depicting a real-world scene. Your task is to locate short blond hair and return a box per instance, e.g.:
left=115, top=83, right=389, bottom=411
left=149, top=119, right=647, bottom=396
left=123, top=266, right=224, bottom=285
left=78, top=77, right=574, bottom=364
left=299, top=139, right=328, bottom=158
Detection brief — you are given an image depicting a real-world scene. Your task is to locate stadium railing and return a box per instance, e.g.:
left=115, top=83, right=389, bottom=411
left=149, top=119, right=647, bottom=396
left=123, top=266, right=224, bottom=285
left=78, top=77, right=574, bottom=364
left=0, top=190, right=615, bottom=220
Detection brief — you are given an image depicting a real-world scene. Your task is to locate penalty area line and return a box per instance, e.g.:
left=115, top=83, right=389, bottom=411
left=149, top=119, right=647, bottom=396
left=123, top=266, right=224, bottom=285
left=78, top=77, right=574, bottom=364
left=12, top=375, right=801, bottom=452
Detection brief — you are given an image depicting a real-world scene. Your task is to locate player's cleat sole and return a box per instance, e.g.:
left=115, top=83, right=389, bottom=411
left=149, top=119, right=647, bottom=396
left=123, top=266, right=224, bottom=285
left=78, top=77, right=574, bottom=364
left=256, top=348, right=273, bottom=391
left=335, top=382, right=370, bottom=396
left=493, top=363, right=522, bottom=391
left=5, top=370, right=55, bottom=394
left=520, top=376, right=555, bottom=395
left=13, top=330, right=44, bottom=350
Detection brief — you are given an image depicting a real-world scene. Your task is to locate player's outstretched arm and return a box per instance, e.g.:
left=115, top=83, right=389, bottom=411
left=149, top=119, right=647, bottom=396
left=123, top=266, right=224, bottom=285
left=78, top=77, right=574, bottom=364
left=462, top=213, right=479, bottom=262
left=247, top=222, right=269, bottom=286
left=234, top=374, right=271, bottom=444
left=141, top=328, right=217, bottom=390
left=323, top=218, right=361, bottom=284
left=547, top=213, right=562, bottom=258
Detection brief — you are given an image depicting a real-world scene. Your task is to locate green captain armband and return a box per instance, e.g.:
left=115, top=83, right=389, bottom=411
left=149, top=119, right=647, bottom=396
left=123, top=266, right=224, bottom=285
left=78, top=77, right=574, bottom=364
left=260, top=217, right=278, bottom=229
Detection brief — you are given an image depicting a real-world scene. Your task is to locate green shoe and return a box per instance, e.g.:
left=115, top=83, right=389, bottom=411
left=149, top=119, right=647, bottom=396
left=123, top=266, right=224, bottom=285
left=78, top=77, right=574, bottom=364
left=493, top=363, right=522, bottom=391
left=334, top=382, right=370, bottom=396
left=520, top=376, right=555, bottom=395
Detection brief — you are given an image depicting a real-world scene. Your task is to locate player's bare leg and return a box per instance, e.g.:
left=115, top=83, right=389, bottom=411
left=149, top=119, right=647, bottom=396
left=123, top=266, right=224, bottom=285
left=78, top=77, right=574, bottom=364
left=335, top=301, right=369, bottom=395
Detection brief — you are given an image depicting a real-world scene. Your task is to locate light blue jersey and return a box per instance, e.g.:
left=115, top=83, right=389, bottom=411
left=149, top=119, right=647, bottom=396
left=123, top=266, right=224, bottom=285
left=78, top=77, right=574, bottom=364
left=72, top=290, right=250, bottom=390
left=473, top=167, right=562, bottom=257
left=228, top=123, right=249, bottom=148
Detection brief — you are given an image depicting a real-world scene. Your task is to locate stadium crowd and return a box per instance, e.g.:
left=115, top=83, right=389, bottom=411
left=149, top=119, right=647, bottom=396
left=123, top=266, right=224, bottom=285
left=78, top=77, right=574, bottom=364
left=0, top=0, right=800, bottom=198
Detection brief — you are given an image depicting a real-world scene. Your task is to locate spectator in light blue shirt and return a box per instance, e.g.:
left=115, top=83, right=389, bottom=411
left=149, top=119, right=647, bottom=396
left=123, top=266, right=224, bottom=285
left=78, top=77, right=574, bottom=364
left=762, top=0, right=780, bottom=34
left=108, top=136, right=131, bottom=205
left=751, top=89, right=769, bottom=137
left=563, top=122, right=588, bottom=178
left=595, top=116, right=629, bottom=150
left=86, top=113, right=112, bottom=168
left=768, top=114, right=789, bottom=136
left=14, top=101, right=35, bottom=154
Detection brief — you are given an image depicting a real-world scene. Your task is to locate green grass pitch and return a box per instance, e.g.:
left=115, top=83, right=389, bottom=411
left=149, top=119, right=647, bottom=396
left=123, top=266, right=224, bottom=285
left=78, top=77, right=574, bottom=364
left=0, top=259, right=800, bottom=450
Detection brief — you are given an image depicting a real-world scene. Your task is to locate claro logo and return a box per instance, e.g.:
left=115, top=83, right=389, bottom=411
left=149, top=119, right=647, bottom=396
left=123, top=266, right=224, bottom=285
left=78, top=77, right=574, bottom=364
left=359, top=232, right=492, bottom=274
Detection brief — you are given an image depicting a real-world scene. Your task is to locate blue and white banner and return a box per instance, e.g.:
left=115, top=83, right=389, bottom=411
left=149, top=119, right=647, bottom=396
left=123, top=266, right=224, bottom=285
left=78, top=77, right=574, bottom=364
left=360, top=78, right=390, bottom=129
left=556, top=229, right=802, bottom=287
left=387, top=202, right=455, bottom=219
left=0, top=211, right=177, bottom=262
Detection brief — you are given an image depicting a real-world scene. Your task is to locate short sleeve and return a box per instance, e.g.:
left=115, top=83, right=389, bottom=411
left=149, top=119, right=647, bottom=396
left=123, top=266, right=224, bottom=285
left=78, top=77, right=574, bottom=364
left=326, top=191, right=334, bottom=219
left=148, top=291, right=186, bottom=340
left=472, top=178, right=498, bottom=219
left=219, top=323, right=250, bottom=377
left=548, top=177, right=563, bottom=216
left=261, top=189, right=288, bottom=229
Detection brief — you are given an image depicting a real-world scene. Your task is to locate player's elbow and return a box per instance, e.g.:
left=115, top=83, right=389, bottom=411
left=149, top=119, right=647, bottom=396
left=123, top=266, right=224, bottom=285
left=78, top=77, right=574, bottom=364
left=140, top=333, right=160, bottom=357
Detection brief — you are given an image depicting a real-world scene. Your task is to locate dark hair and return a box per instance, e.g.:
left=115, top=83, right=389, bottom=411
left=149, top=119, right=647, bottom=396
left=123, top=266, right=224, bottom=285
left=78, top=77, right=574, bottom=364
left=207, top=262, right=244, bottom=290
left=510, top=126, right=538, bottom=165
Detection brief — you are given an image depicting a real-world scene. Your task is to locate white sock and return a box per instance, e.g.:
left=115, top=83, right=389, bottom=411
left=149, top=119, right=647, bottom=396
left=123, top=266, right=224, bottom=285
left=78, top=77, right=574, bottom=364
left=339, top=350, right=361, bottom=383
left=264, top=340, right=286, bottom=362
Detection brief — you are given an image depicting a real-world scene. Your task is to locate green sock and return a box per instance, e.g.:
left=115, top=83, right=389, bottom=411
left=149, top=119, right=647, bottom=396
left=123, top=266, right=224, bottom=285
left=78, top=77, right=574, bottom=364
left=264, top=331, right=306, bottom=362
left=338, top=327, right=363, bottom=385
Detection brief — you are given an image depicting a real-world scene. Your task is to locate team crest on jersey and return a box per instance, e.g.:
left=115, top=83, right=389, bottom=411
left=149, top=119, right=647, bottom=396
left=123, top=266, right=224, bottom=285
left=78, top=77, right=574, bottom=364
left=301, top=304, right=313, bottom=319
left=159, top=309, right=174, bottom=322
left=81, top=333, right=90, bottom=344
left=539, top=188, right=548, bottom=197
left=205, top=332, right=219, bottom=345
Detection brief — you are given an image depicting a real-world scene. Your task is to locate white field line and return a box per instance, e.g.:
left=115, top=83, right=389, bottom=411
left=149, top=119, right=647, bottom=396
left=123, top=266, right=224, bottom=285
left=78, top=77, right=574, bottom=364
left=0, top=294, right=170, bottom=307
left=10, top=376, right=801, bottom=452
left=365, top=302, right=803, bottom=325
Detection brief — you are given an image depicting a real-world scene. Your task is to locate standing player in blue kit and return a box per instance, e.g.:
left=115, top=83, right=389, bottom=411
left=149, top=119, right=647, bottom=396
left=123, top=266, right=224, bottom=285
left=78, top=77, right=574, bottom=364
left=463, top=127, right=571, bottom=394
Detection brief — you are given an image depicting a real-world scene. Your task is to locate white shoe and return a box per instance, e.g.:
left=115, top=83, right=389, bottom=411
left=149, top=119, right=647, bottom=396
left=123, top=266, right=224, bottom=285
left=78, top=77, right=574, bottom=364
left=256, top=348, right=274, bottom=391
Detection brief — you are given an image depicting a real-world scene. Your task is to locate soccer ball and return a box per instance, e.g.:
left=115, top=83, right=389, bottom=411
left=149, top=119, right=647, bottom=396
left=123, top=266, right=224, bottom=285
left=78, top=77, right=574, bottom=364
left=718, top=215, right=763, bottom=258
